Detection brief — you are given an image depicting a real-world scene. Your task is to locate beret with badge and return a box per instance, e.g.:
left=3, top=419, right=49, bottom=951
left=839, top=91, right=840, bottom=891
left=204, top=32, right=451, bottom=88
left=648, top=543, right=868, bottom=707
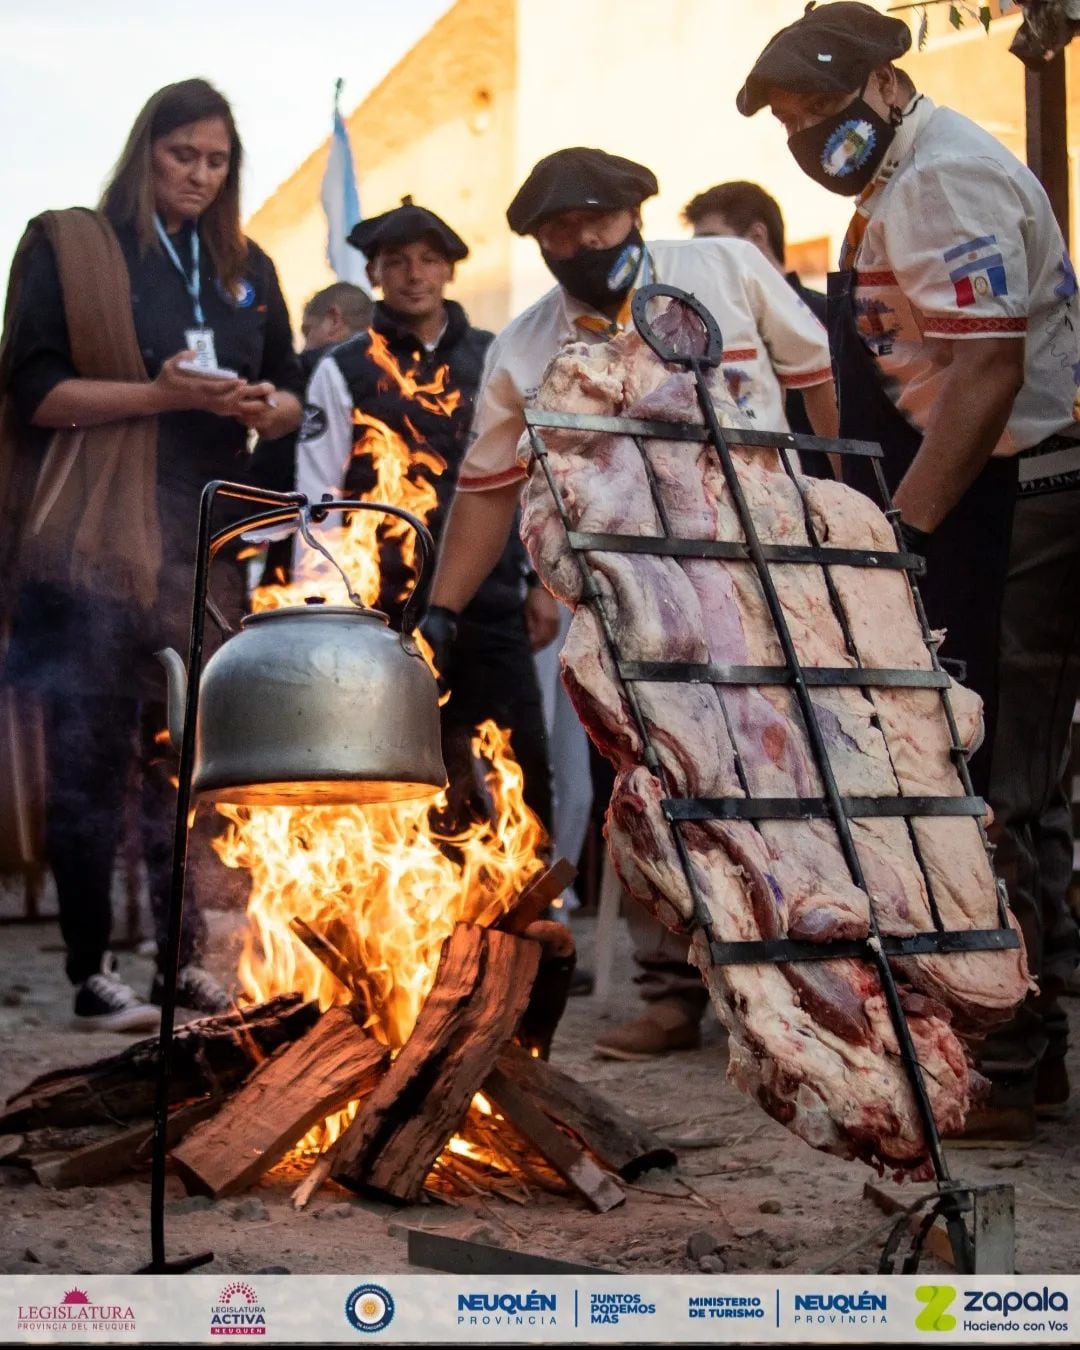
left=737, top=0, right=911, bottom=116
left=506, top=147, right=658, bottom=237
left=348, top=196, right=469, bottom=261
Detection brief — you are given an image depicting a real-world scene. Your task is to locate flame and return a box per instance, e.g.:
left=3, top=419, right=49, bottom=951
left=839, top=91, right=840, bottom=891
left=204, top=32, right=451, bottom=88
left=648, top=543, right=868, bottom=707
left=216, top=720, right=544, bottom=1147
left=217, top=338, right=546, bottom=1159
left=366, top=328, right=462, bottom=418
left=250, top=331, right=458, bottom=618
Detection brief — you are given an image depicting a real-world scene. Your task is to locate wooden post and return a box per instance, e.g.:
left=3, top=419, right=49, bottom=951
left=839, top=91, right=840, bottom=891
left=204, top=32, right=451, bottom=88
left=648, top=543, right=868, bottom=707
left=1026, top=52, right=1070, bottom=241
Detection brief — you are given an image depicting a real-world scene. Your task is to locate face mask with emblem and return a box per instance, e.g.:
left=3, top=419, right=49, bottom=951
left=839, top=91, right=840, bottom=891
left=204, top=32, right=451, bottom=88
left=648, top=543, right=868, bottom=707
left=787, top=85, right=900, bottom=196
left=541, top=227, right=645, bottom=312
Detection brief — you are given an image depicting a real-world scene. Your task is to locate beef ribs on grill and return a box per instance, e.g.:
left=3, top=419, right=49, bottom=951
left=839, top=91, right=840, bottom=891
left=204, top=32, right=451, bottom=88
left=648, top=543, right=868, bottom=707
left=520, top=308, right=1030, bottom=1177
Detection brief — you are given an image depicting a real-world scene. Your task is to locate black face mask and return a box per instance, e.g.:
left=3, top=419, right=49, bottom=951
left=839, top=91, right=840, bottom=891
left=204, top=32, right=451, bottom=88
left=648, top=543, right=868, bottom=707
left=541, top=227, right=645, bottom=312
left=787, top=91, right=901, bottom=196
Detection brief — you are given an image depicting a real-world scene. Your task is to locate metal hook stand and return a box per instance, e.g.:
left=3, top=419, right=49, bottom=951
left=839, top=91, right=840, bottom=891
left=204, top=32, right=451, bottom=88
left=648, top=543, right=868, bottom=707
left=523, top=284, right=1019, bottom=1275
left=140, top=482, right=433, bottom=1274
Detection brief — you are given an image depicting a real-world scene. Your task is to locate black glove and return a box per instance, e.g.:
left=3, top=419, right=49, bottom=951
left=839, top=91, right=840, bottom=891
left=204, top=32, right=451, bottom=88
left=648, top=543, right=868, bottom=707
left=897, top=518, right=932, bottom=564
left=418, top=604, right=459, bottom=692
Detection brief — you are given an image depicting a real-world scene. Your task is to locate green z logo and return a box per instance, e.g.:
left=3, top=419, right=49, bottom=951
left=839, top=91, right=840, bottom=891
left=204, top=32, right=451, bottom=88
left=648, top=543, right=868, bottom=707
left=916, top=1285, right=958, bottom=1332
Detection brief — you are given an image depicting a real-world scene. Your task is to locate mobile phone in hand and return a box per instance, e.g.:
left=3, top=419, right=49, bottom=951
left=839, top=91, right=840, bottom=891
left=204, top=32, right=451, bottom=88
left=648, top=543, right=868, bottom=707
left=176, top=360, right=239, bottom=379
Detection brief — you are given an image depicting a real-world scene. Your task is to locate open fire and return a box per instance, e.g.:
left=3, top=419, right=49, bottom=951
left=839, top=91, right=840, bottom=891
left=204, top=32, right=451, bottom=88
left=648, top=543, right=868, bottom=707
left=1, top=340, right=670, bottom=1217
left=214, top=337, right=546, bottom=1162
left=214, top=720, right=545, bottom=1153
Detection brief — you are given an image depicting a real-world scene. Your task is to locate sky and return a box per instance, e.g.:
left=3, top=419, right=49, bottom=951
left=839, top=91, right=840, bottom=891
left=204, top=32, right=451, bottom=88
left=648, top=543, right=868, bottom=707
left=0, top=0, right=454, bottom=298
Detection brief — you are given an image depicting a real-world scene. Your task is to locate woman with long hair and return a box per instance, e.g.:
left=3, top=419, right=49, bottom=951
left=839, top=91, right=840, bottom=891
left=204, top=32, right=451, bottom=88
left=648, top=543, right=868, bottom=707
left=0, top=78, right=303, bottom=1029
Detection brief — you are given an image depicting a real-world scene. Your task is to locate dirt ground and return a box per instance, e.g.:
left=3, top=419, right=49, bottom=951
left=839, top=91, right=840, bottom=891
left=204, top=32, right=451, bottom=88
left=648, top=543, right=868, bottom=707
left=2, top=888, right=1079, bottom=1280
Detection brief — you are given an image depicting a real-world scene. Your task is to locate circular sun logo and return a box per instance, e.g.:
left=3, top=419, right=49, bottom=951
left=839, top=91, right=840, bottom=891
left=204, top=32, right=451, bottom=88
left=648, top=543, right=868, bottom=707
left=219, top=1282, right=258, bottom=1305
left=821, top=118, right=877, bottom=177
left=345, top=1284, right=395, bottom=1333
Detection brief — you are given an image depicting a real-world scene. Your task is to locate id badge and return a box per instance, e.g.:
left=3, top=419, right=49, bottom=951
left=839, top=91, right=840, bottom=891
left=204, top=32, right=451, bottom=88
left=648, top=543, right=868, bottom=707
left=185, top=327, right=219, bottom=370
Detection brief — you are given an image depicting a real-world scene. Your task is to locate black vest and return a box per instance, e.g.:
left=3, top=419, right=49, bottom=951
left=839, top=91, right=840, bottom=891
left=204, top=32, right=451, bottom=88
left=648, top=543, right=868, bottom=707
left=336, top=300, right=527, bottom=623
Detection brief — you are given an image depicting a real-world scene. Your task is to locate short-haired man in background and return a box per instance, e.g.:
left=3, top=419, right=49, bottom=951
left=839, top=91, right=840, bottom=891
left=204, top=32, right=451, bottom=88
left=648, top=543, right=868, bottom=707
left=684, top=180, right=833, bottom=477
left=299, top=281, right=374, bottom=356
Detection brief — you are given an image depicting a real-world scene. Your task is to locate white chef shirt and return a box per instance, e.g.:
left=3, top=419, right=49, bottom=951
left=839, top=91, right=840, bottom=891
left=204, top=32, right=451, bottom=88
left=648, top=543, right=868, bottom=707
left=457, top=236, right=833, bottom=492
left=851, top=97, right=1080, bottom=455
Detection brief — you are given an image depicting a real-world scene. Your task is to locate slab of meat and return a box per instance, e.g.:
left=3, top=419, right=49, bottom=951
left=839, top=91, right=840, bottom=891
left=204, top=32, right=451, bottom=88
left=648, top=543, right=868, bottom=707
left=522, top=307, right=1031, bottom=1177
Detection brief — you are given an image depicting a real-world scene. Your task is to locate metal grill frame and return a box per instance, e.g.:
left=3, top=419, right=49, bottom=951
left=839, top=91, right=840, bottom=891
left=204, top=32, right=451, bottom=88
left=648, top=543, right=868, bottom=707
left=522, top=284, right=1021, bottom=1271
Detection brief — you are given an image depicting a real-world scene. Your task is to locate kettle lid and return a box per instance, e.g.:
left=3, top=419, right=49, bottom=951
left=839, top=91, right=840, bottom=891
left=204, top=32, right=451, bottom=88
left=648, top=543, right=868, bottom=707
left=240, top=597, right=390, bottom=629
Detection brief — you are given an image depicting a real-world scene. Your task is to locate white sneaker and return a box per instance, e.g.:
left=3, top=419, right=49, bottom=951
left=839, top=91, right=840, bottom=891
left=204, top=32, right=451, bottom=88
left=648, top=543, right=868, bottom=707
left=73, top=959, right=160, bottom=1033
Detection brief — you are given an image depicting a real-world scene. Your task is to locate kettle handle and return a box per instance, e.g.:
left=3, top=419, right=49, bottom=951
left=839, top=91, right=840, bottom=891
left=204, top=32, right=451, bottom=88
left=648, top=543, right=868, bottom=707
left=298, top=499, right=436, bottom=634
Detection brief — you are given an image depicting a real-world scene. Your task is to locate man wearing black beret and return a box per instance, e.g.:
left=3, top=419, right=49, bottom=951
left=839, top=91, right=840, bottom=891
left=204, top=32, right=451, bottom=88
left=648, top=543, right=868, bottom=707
left=741, top=0, right=1080, bottom=1140
left=295, top=198, right=557, bottom=842
left=423, top=146, right=836, bottom=1061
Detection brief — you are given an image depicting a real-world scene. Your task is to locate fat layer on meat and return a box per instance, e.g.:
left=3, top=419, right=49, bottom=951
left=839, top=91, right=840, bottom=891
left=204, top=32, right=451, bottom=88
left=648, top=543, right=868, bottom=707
left=523, top=310, right=1030, bottom=1175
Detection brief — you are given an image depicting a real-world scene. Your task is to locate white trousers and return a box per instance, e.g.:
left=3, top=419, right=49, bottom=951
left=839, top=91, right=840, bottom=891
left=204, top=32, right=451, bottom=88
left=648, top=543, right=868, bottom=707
left=532, top=604, right=593, bottom=911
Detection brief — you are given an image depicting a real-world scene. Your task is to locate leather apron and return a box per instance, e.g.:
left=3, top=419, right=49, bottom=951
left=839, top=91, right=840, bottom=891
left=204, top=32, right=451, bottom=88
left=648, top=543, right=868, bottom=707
left=827, top=269, right=1017, bottom=796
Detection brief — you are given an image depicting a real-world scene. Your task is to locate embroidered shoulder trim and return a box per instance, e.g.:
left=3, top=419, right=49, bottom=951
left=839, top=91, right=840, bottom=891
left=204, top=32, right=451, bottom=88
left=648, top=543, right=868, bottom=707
left=457, top=464, right=528, bottom=492
left=922, top=315, right=1027, bottom=336
left=855, top=269, right=898, bottom=286
left=721, top=347, right=758, bottom=363
left=782, top=365, right=835, bottom=389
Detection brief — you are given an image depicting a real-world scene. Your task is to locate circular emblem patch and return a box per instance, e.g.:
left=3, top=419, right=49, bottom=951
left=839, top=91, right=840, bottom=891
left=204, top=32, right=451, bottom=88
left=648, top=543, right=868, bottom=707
left=216, top=277, right=256, bottom=308
left=345, top=1285, right=395, bottom=1334
left=821, top=118, right=877, bottom=178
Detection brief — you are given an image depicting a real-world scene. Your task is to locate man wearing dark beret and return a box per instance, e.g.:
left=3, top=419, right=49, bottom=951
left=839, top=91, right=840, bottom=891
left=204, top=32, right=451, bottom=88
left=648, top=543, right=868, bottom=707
left=295, top=198, right=556, bottom=842
left=741, top=0, right=1080, bottom=1140
left=423, top=146, right=836, bottom=1060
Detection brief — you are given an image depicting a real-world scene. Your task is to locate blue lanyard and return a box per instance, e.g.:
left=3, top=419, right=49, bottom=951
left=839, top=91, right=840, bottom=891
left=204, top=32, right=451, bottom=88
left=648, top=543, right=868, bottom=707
left=154, top=215, right=204, bottom=325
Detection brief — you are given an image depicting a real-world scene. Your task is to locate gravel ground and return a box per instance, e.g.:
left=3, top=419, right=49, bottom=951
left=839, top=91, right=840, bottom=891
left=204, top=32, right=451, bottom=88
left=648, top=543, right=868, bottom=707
left=1, top=889, right=1077, bottom=1279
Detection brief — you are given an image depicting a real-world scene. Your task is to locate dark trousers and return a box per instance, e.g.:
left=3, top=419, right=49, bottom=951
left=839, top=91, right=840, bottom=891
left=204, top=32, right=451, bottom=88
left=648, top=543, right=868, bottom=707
left=437, top=613, right=553, bottom=838
left=983, top=487, right=1080, bottom=1074
left=42, top=693, right=204, bottom=985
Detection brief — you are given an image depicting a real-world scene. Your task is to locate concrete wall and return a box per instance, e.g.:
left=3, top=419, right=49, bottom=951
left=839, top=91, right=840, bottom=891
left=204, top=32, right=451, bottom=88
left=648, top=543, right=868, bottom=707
left=246, top=0, right=517, bottom=334
left=903, top=10, right=1026, bottom=163
left=508, top=0, right=857, bottom=315
left=248, top=0, right=1074, bottom=337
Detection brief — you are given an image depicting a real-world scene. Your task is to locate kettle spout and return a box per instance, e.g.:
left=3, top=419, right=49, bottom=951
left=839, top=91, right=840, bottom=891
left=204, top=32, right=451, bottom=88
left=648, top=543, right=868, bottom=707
left=155, top=648, right=188, bottom=752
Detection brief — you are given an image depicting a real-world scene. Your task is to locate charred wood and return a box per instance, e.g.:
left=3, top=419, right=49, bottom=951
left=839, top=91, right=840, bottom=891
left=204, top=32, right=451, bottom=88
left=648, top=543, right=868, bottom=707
left=0, top=994, right=317, bottom=1133
left=171, top=1007, right=388, bottom=1198
left=494, top=1044, right=677, bottom=1179
left=329, top=925, right=539, bottom=1203
left=515, top=919, right=576, bottom=1059
left=1, top=1099, right=219, bottom=1189
left=482, top=1066, right=625, bottom=1212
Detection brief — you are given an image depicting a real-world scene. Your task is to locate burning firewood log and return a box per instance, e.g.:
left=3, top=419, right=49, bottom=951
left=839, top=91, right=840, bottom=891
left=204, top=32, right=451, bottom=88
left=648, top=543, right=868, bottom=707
left=170, top=1007, right=388, bottom=1198
left=328, top=924, right=540, bottom=1203
left=0, top=994, right=316, bottom=1134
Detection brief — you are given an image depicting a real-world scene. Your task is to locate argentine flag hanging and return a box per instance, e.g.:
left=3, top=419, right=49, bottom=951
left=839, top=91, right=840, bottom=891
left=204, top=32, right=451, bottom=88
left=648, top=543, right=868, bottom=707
left=321, top=78, right=369, bottom=290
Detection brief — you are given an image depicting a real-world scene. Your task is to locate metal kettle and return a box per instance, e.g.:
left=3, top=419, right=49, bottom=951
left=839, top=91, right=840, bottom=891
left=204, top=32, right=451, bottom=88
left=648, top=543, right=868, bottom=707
left=157, top=502, right=447, bottom=805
